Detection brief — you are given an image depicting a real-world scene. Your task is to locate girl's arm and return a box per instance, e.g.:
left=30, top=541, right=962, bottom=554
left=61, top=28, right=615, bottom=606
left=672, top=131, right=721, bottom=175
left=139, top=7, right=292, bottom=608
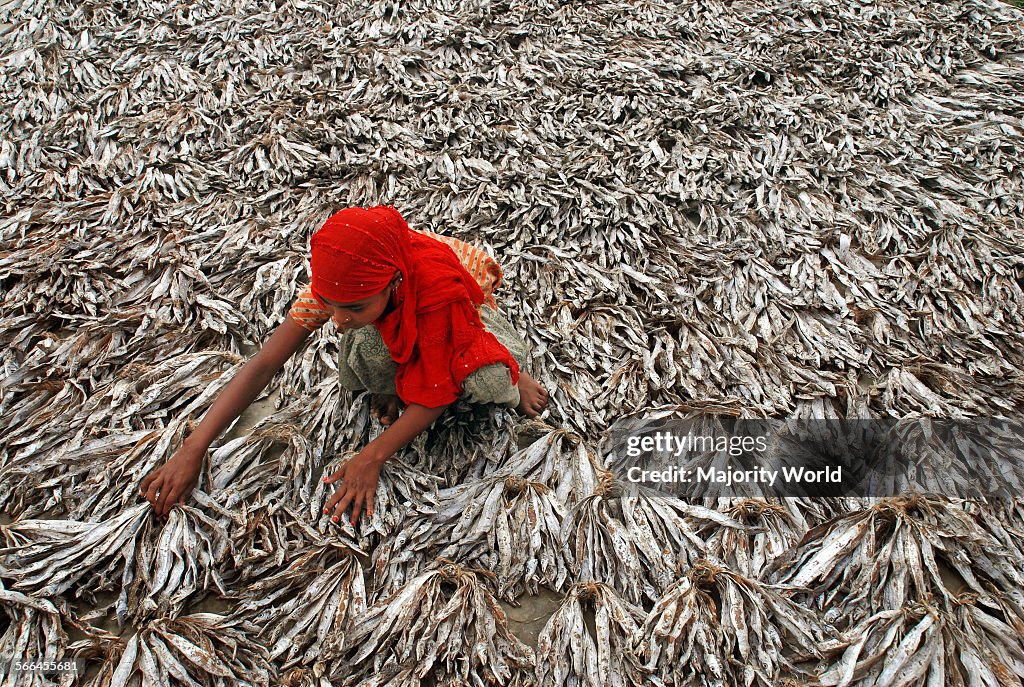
left=323, top=401, right=450, bottom=525
left=140, top=316, right=312, bottom=518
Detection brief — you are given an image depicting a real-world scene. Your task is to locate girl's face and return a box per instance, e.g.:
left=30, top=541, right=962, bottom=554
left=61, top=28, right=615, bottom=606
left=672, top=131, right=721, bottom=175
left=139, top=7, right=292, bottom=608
left=318, top=273, right=400, bottom=331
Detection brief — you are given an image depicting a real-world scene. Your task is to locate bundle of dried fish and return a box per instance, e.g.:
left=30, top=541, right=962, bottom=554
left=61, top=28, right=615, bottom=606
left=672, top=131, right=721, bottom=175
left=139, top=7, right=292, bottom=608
left=1, top=501, right=233, bottom=624
left=562, top=469, right=741, bottom=606
left=291, top=378, right=348, bottom=463
left=0, top=582, right=68, bottom=687
left=406, top=401, right=522, bottom=485
left=369, top=426, right=594, bottom=599
left=140, top=504, right=233, bottom=617
left=406, top=471, right=570, bottom=603
left=67, top=422, right=204, bottom=523
left=311, top=450, right=441, bottom=549
left=817, top=596, right=1024, bottom=687
left=704, top=498, right=809, bottom=578
left=1, top=351, right=245, bottom=521
left=208, top=402, right=329, bottom=508
left=641, top=560, right=835, bottom=687
left=963, top=498, right=1024, bottom=564
left=95, top=350, right=244, bottom=429
left=0, top=503, right=150, bottom=607
left=277, top=340, right=343, bottom=409
left=769, top=494, right=1024, bottom=630
left=0, top=376, right=85, bottom=467
left=535, top=581, right=653, bottom=687
left=222, top=499, right=361, bottom=588
left=333, top=562, right=535, bottom=687
left=229, top=542, right=365, bottom=670
left=863, top=415, right=1024, bottom=500
left=88, top=613, right=272, bottom=687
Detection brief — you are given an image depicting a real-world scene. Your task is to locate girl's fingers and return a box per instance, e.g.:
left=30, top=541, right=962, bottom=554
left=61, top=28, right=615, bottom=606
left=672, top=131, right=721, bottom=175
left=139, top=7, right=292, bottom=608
left=155, top=485, right=173, bottom=517
left=144, top=476, right=163, bottom=505
left=323, top=489, right=338, bottom=513
left=329, top=487, right=350, bottom=518
left=324, top=490, right=341, bottom=514
left=161, top=485, right=184, bottom=517
left=323, top=476, right=350, bottom=512
left=332, top=490, right=355, bottom=522
left=324, top=465, right=346, bottom=484
left=365, top=491, right=375, bottom=518
left=350, top=494, right=364, bottom=526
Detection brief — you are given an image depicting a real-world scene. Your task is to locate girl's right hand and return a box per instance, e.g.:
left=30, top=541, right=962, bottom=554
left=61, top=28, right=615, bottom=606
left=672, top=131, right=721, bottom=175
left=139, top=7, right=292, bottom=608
left=139, top=443, right=205, bottom=520
left=135, top=316, right=311, bottom=520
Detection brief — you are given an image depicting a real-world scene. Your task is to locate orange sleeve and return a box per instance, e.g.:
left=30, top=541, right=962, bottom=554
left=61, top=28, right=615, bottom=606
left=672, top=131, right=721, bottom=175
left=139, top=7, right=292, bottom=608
left=287, top=285, right=331, bottom=332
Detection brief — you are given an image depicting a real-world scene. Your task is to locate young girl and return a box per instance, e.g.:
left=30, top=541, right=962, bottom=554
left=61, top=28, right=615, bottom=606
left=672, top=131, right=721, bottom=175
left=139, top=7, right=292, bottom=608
left=139, top=206, right=548, bottom=526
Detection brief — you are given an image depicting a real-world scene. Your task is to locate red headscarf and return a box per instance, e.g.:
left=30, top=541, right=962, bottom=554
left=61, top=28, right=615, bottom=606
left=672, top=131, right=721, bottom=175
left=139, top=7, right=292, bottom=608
left=310, top=206, right=520, bottom=406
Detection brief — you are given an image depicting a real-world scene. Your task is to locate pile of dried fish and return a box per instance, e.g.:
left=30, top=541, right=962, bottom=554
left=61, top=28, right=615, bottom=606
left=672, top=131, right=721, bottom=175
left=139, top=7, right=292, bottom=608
left=0, top=582, right=68, bottom=687
left=141, top=505, right=232, bottom=617
left=818, top=599, right=1024, bottom=687
left=88, top=613, right=272, bottom=687
left=641, top=560, right=837, bottom=686
left=704, top=498, right=811, bottom=578
left=1, top=500, right=236, bottom=628
left=332, top=562, right=535, bottom=687
left=769, top=494, right=1024, bottom=628
left=410, top=470, right=570, bottom=603
left=369, top=426, right=596, bottom=600
left=563, top=470, right=741, bottom=606
left=308, top=451, right=442, bottom=549
left=535, top=581, right=653, bottom=687
left=2, top=0, right=1024, bottom=683
left=0, top=504, right=152, bottom=619
left=229, top=543, right=366, bottom=670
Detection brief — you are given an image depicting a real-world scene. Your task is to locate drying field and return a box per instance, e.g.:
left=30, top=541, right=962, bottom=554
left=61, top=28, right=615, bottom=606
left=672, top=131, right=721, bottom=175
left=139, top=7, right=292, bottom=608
left=2, top=0, right=1024, bottom=685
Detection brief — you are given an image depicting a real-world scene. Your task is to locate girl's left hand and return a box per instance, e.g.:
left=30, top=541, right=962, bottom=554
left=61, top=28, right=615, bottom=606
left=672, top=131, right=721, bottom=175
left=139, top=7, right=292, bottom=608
left=323, top=450, right=383, bottom=526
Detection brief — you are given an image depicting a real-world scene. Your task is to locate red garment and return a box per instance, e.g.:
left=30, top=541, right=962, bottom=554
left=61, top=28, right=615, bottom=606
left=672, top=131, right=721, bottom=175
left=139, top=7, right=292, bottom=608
left=309, top=206, right=520, bottom=408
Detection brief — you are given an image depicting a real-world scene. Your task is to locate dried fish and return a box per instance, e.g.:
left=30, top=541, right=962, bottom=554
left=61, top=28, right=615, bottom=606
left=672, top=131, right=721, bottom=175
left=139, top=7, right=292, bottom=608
left=229, top=543, right=366, bottom=670
left=1, top=501, right=234, bottom=624
left=312, top=450, right=441, bottom=551
left=2, top=0, right=1024, bottom=684
left=0, top=581, right=68, bottom=687
left=817, top=597, right=1024, bottom=687
left=333, top=562, right=535, bottom=687
left=370, top=427, right=595, bottom=601
left=535, top=581, right=654, bottom=687
left=705, top=498, right=809, bottom=578
left=141, top=504, right=233, bottom=617
left=0, top=503, right=151, bottom=604
left=562, top=469, right=742, bottom=606
left=769, top=494, right=1024, bottom=630
left=399, top=471, right=570, bottom=603
left=641, top=559, right=837, bottom=686
left=86, top=613, right=272, bottom=687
